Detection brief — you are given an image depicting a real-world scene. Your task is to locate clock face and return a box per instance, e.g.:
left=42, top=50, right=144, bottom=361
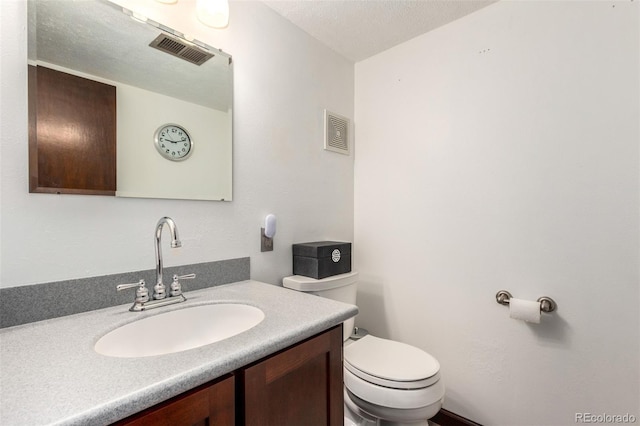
left=154, top=124, right=193, bottom=161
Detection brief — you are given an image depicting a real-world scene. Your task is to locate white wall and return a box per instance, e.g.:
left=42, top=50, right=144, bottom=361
left=0, top=0, right=354, bottom=287
left=116, top=84, right=232, bottom=201
left=354, top=1, right=638, bottom=425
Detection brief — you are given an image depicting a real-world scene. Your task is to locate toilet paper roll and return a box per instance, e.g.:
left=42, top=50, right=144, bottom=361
left=509, top=298, right=541, bottom=323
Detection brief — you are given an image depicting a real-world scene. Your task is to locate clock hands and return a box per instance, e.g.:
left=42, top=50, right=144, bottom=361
left=167, top=136, right=187, bottom=143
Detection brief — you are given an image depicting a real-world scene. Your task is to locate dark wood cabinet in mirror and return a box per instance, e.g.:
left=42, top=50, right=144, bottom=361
left=28, top=65, right=117, bottom=195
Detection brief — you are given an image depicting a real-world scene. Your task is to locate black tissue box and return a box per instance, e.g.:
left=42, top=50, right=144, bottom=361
left=292, top=241, right=352, bottom=279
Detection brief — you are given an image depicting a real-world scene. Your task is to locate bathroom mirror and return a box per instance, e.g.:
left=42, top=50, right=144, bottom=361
left=28, top=0, right=233, bottom=201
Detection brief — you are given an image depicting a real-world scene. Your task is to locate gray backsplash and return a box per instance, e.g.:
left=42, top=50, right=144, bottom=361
left=0, top=257, right=250, bottom=329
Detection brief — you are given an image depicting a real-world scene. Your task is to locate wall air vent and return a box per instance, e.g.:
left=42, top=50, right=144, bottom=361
left=324, top=109, right=351, bottom=155
left=149, top=33, right=214, bottom=66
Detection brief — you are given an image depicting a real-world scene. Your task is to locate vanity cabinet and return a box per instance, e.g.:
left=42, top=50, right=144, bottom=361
left=114, top=374, right=235, bottom=426
left=112, top=325, right=343, bottom=426
left=242, top=324, right=343, bottom=426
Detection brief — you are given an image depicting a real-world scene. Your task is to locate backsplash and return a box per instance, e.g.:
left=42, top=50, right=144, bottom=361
left=0, top=257, right=249, bottom=328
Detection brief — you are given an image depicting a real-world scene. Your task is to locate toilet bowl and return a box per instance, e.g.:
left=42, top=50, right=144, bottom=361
left=283, top=272, right=445, bottom=426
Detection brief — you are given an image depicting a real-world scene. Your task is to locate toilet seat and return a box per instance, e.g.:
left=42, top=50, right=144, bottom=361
left=343, top=335, right=444, bottom=411
left=345, top=361, right=441, bottom=389
left=344, top=335, right=440, bottom=389
left=344, top=368, right=445, bottom=410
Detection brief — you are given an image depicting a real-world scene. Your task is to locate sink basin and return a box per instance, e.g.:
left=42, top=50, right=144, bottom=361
left=95, top=304, right=265, bottom=358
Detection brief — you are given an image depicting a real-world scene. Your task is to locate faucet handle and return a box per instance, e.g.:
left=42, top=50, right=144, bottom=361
left=177, top=273, right=196, bottom=280
left=117, top=279, right=149, bottom=303
left=170, top=273, right=196, bottom=297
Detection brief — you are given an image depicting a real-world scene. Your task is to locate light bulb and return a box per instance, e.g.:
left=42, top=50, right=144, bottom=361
left=196, top=0, right=229, bottom=29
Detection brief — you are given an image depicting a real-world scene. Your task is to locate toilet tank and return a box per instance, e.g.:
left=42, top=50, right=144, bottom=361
left=283, top=271, right=358, bottom=341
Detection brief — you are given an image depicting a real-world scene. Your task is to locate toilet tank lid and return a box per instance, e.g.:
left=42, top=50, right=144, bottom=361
left=282, top=271, right=359, bottom=291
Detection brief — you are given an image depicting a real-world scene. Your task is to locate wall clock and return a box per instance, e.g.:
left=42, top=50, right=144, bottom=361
left=154, top=124, right=193, bottom=161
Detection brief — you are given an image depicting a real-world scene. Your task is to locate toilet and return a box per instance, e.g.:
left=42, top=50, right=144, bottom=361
left=283, top=271, right=444, bottom=426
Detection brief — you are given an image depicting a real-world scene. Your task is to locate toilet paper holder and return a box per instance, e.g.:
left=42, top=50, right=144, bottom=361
left=495, top=290, right=557, bottom=313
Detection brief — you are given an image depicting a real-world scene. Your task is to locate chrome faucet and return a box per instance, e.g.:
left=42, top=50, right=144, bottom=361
left=117, top=217, right=196, bottom=312
left=154, top=217, right=181, bottom=300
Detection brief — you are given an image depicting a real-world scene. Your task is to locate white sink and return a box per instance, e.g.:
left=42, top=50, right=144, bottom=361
left=95, top=304, right=265, bottom=358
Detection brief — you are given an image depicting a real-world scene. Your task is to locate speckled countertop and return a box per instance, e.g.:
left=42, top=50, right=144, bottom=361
left=0, top=280, right=358, bottom=426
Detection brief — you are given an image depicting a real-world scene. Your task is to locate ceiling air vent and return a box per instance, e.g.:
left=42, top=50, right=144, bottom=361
left=149, top=33, right=214, bottom=66
left=324, top=109, right=350, bottom=155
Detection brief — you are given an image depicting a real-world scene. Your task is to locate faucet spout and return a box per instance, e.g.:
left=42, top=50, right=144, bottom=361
left=117, top=217, right=193, bottom=311
left=154, top=217, right=181, bottom=299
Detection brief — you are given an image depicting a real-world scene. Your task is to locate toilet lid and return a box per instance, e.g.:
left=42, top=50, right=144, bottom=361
left=344, top=335, right=440, bottom=383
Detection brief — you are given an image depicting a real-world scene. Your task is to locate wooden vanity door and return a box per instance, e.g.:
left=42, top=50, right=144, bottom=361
left=242, top=325, right=343, bottom=426
left=114, top=374, right=235, bottom=426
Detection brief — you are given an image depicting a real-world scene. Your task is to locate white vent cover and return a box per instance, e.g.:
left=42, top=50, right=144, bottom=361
left=324, top=109, right=350, bottom=155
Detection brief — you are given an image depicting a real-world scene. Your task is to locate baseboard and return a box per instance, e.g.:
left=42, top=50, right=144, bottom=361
left=431, top=408, right=482, bottom=426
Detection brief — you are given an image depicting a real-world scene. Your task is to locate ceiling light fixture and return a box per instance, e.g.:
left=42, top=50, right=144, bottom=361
left=155, top=0, right=178, bottom=4
left=196, top=0, right=229, bottom=29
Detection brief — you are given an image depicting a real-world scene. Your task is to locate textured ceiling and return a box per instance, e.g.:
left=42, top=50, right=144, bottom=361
left=29, top=0, right=232, bottom=111
left=263, top=0, right=497, bottom=62
left=30, top=0, right=497, bottom=107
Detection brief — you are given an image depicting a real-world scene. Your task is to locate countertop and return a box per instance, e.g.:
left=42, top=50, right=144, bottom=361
left=0, top=280, right=358, bottom=425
